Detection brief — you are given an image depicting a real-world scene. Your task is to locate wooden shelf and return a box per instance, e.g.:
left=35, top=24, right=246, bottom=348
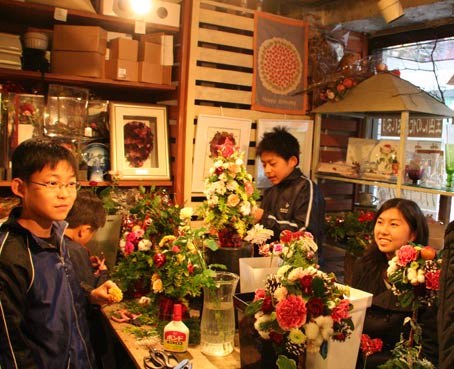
left=0, top=68, right=176, bottom=92
left=0, top=0, right=179, bottom=34
left=0, top=180, right=173, bottom=187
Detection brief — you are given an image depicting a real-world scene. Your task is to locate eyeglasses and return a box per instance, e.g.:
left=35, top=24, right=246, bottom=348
left=30, top=180, right=81, bottom=191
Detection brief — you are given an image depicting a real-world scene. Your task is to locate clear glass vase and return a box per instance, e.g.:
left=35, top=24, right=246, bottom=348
left=200, top=271, right=239, bottom=357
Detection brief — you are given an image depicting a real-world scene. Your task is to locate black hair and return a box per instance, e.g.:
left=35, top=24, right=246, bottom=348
left=256, top=126, right=300, bottom=164
left=66, top=189, right=106, bottom=230
left=11, top=138, right=78, bottom=181
left=358, top=198, right=429, bottom=289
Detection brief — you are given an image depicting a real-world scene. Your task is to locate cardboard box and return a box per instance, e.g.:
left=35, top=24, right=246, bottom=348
left=109, top=38, right=138, bottom=61
left=138, top=41, right=162, bottom=64
left=52, top=51, right=105, bottom=78
left=139, top=32, right=173, bottom=65
left=106, top=58, right=138, bottom=81
left=138, top=62, right=171, bottom=84
left=53, top=25, right=107, bottom=54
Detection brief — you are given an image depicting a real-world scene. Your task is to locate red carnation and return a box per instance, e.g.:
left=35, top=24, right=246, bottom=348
left=275, top=295, right=307, bottom=330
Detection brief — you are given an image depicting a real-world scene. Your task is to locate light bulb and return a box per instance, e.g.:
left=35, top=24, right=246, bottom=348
left=130, top=0, right=151, bottom=15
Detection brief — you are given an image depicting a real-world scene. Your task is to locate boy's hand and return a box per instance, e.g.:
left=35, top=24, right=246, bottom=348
left=253, top=208, right=264, bottom=223
left=90, top=280, right=121, bottom=306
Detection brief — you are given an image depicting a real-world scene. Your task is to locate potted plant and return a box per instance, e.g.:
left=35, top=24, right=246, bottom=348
left=326, top=210, right=375, bottom=284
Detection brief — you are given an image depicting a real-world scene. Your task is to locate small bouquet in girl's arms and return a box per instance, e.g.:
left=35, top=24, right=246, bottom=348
left=386, top=243, right=441, bottom=308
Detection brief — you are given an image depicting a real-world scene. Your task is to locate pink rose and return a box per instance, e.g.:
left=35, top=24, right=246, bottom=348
left=244, top=181, right=254, bottom=196
left=254, top=289, right=266, bottom=301
left=396, top=245, right=419, bottom=266
left=227, top=194, right=240, bottom=207
left=331, top=299, right=351, bottom=323
left=124, top=241, right=135, bottom=256
left=275, top=295, right=307, bottom=330
left=425, top=270, right=440, bottom=290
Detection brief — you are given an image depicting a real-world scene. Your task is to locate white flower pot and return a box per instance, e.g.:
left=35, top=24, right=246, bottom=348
left=306, top=286, right=373, bottom=369
left=239, top=257, right=280, bottom=293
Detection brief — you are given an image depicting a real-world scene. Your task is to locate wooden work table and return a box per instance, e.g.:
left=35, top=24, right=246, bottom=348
left=102, top=305, right=241, bottom=369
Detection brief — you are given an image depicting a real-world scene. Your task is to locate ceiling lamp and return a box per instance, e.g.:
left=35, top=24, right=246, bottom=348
left=377, top=0, right=404, bottom=23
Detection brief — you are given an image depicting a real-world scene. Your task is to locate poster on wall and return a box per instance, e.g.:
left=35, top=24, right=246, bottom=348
left=252, top=11, right=308, bottom=115
left=256, top=119, right=313, bottom=188
left=192, top=114, right=252, bottom=193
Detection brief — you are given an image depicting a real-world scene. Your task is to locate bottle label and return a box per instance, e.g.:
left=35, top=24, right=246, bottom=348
left=164, top=330, right=187, bottom=352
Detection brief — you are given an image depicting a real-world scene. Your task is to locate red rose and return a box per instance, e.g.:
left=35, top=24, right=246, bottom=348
left=300, top=275, right=313, bottom=294
left=269, top=331, right=284, bottom=345
left=153, top=253, right=166, bottom=267
left=275, top=295, right=307, bottom=330
left=306, top=297, right=324, bottom=318
left=261, top=295, right=274, bottom=314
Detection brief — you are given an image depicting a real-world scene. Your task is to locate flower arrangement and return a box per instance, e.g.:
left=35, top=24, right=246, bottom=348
left=387, top=243, right=441, bottom=309
left=112, top=187, right=218, bottom=301
left=379, top=243, right=441, bottom=369
left=319, top=77, right=356, bottom=102
left=246, top=230, right=354, bottom=369
left=326, top=210, right=376, bottom=257
left=198, top=135, right=261, bottom=247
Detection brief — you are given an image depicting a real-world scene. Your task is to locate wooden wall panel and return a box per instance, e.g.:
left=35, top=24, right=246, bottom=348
left=183, top=0, right=312, bottom=205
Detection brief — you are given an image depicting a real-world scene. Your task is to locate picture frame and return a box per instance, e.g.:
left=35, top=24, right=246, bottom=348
left=109, top=102, right=169, bottom=180
left=256, top=119, right=313, bottom=188
left=192, top=114, right=252, bottom=193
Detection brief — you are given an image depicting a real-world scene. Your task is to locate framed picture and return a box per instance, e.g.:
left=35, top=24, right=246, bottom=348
left=192, top=114, right=252, bottom=193
left=256, top=119, right=313, bottom=188
left=109, top=102, right=169, bottom=180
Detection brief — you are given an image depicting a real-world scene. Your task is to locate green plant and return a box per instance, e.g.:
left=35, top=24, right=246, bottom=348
left=326, top=210, right=375, bottom=257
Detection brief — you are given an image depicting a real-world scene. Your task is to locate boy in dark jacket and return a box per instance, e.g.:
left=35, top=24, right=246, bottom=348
left=0, top=138, right=116, bottom=369
left=253, top=127, right=326, bottom=257
left=438, top=220, right=454, bottom=369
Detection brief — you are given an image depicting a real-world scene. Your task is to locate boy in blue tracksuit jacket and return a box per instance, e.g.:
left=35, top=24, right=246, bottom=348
left=0, top=139, right=116, bottom=369
left=253, top=127, right=326, bottom=260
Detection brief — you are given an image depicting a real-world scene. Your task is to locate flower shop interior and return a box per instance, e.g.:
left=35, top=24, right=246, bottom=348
left=1, top=0, right=454, bottom=368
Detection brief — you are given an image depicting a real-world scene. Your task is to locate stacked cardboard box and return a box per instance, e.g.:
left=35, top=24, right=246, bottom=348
left=105, top=37, right=139, bottom=81
left=138, top=32, right=173, bottom=85
left=51, top=25, right=107, bottom=78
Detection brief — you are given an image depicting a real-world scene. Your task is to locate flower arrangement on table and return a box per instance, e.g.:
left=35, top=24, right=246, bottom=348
left=111, top=187, right=218, bottom=304
left=379, top=243, right=441, bottom=369
left=326, top=210, right=376, bottom=257
left=246, top=229, right=355, bottom=369
left=198, top=135, right=261, bottom=247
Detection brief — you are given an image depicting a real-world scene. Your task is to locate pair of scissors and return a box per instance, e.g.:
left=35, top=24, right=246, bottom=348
left=143, top=348, right=192, bottom=369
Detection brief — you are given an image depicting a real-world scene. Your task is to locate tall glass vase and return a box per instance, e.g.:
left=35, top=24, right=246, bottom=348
left=200, top=271, right=239, bottom=356
left=445, top=125, right=454, bottom=189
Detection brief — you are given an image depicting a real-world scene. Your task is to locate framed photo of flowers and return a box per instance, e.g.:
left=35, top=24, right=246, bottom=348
left=192, top=114, right=252, bottom=193
left=109, top=102, right=169, bottom=180
left=256, top=119, right=313, bottom=188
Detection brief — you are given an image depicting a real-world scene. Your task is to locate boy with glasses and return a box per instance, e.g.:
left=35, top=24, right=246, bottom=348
left=0, top=138, right=116, bottom=369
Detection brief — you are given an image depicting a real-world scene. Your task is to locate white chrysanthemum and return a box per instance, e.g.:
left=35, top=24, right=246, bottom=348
left=235, top=158, right=243, bottom=166
left=288, top=267, right=306, bottom=282
left=240, top=201, right=251, bottom=216
left=274, top=286, right=288, bottom=302
left=219, top=173, right=228, bottom=182
left=226, top=180, right=239, bottom=191
left=244, top=224, right=274, bottom=245
left=214, top=159, right=223, bottom=168
left=304, top=321, right=320, bottom=340
left=207, top=195, right=219, bottom=206
left=214, top=180, right=227, bottom=195
left=138, top=239, right=152, bottom=251
left=180, top=207, right=193, bottom=220
left=277, top=264, right=292, bottom=276
left=289, top=328, right=306, bottom=344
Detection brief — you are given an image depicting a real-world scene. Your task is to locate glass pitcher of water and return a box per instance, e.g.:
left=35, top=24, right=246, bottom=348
left=200, top=271, right=239, bottom=356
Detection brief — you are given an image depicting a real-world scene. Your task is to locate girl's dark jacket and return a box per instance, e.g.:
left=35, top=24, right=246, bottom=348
left=259, top=167, right=326, bottom=245
left=438, top=220, right=454, bottom=369
left=0, top=207, right=97, bottom=369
